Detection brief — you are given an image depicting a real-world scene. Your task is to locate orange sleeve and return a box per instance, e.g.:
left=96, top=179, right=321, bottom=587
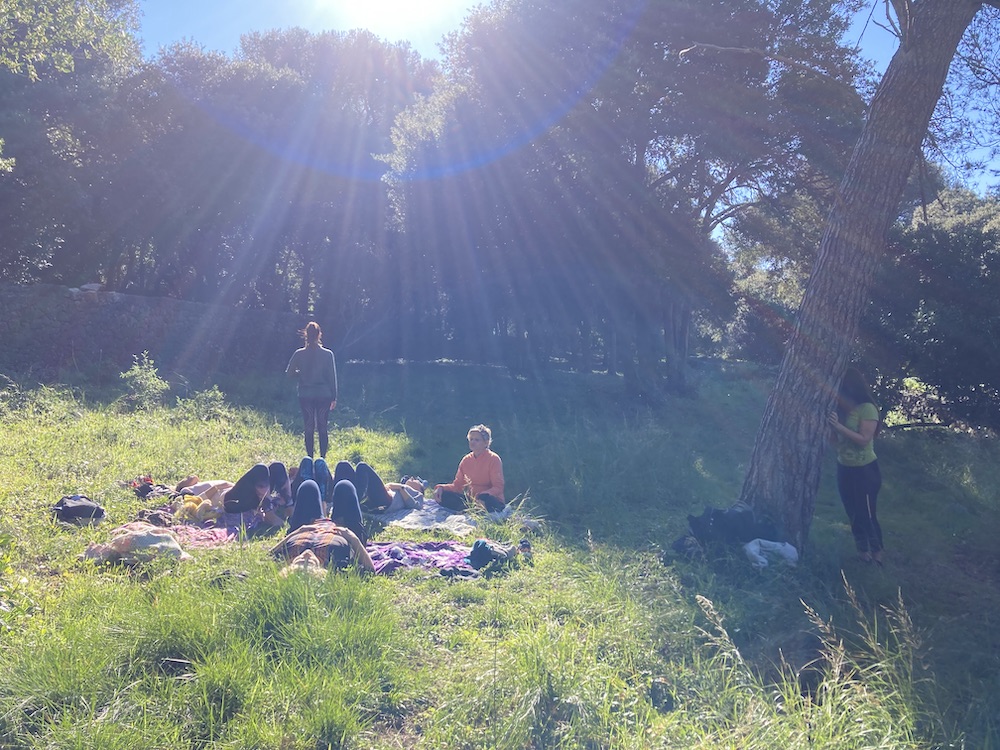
left=488, top=454, right=505, bottom=501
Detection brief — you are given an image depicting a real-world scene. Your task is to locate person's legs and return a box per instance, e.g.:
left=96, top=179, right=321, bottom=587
left=476, top=493, right=506, bottom=513
left=861, top=461, right=883, bottom=556
left=314, top=401, right=332, bottom=458
left=313, top=458, right=333, bottom=506
left=330, top=479, right=366, bottom=545
left=438, top=490, right=468, bottom=512
left=837, top=464, right=871, bottom=558
left=292, top=456, right=313, bottom=499
left=333, top=461, right=357, bottom=489
left=355, top=463, right=392, bottom=509
left=299, top=399, right=317, bottom=458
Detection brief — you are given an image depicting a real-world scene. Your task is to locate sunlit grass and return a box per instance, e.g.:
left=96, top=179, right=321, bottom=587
left=1, top=361, right=997, bottom=747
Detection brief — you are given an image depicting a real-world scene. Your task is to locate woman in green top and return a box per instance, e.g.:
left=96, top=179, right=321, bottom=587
left=286, top=322, right=338, bottom=459
left=827, top=368, right=883, bottom=564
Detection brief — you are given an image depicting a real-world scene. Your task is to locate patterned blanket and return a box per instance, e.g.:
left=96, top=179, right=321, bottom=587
left=366, top=540, right=477, bottom=577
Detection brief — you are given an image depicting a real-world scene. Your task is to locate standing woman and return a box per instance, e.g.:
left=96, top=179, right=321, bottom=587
left=286, top=322, right=338, bottom=459
left=827, top=368, right=883, bottom=564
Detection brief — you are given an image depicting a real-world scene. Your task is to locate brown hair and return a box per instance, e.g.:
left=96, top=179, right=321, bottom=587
left=837, top=367, right=876, bottom=419
left=302, top=321, right=322, bottom=346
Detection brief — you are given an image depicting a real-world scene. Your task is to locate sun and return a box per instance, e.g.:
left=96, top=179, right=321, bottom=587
left=311, top=0, right=473, bottom=42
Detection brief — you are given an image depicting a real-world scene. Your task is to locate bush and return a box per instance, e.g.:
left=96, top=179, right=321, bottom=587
left=119, top=352, right=169, bottom=411
left=175, top=385, right=230, bottom=421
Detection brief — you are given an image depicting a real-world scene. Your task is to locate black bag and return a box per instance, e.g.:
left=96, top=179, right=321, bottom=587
left=466, top=539, right=516, bottom=570
left=52, top=495, right=106, bottom=524
left=686, top=504, right=781, bottom=545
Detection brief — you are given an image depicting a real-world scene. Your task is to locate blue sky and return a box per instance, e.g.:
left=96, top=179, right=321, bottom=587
left=138, top=0, right=899, bottom=70
left=137, top=0, right=477, bottom=59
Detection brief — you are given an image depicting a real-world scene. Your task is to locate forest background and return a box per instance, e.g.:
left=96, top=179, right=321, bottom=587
left=3, top=0, right=1000, bottom=746
left=2, top=0, right=999, bottom=432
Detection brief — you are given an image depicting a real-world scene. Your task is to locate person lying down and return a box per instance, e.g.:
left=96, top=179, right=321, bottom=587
left=270, top=480, right=375, bottom=573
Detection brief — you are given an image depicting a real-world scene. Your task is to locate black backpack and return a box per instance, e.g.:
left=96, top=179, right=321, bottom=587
left=52, top=495, right=106, bottom=524
left=466, top=539, right=516, bottom=570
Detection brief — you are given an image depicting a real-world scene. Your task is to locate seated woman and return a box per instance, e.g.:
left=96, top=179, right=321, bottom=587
left=274, top=480, right=374, bottom=572
left=222, top=462, right=293, bottom=528
left=433, top=424, right=506, bottom=512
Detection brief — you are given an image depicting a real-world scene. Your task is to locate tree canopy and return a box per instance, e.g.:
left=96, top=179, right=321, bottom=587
left=0, top=0, right=998, bottom=498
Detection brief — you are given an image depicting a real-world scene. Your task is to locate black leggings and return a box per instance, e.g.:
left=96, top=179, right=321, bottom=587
left=333, top=461, right=393, bottom=510
left=837, top=460, right=883, bottom=554
left=299, top=397, right=331, bottom=458
left=439, top=490, right=505, bottom=513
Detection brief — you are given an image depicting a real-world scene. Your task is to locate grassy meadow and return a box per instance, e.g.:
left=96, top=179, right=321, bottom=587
left=2, top=360, right=1000, bottom=748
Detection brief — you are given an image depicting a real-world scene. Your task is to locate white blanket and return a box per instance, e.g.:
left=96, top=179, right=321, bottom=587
left=371, top=499, right=517, bottom=536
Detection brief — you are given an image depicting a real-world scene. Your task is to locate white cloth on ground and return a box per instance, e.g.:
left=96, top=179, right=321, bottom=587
left=372, top=499, right=516, bottom=536
left=743, top=538, right=799, bottom=568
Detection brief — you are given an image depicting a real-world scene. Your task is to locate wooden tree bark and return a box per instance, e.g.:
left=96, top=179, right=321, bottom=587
left=738, top=0, right=984, bottom=551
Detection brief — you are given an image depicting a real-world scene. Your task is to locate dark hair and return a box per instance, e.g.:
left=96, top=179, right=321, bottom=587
left=302, top=321, right=322, bottom=346
left=837, top=367, right=876, bottom=420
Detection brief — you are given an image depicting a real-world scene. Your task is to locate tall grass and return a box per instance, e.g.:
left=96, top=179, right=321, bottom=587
left=0, top=553, right=404, bottom=748
left=0, top=361, right=995, bottom=747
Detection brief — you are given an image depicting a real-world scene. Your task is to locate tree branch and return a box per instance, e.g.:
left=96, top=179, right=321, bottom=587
left=677, top=43, right=835, bottom=81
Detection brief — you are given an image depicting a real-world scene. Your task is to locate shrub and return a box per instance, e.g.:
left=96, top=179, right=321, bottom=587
left=175, top=385, right=230, bottom=421
left=119, top=352, right=169, bottom=411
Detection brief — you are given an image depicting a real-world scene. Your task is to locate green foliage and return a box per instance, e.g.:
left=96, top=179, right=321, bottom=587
left=868, top=189, right=1000, bottom=428
left=118, top=352, right=169, bottom=411
left=0, top=0, right=137, bottom=81
left=174, top=384, right=230, bottom=421
left=0, top=137, right=12, bottom=172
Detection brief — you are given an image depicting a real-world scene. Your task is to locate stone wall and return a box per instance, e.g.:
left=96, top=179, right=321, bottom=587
left=0, top=283, right=308, bottom=383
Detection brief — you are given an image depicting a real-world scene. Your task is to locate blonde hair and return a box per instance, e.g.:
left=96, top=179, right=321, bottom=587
left=468, top=424, right=492, bottom=446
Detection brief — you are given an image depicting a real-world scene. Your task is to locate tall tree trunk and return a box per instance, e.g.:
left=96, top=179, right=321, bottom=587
left=738, top=0, right=983, bottom=551
left=663, top=289, right=691, bottom=392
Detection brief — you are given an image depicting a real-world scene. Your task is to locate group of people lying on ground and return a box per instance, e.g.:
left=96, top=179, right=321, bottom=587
left=183, top=424, right=508, bottom=573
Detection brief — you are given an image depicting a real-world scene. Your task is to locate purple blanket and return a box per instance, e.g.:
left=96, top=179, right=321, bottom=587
left=169, top=524, right=237, bottom=548
left=366, top=540, right=476, bottom=577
